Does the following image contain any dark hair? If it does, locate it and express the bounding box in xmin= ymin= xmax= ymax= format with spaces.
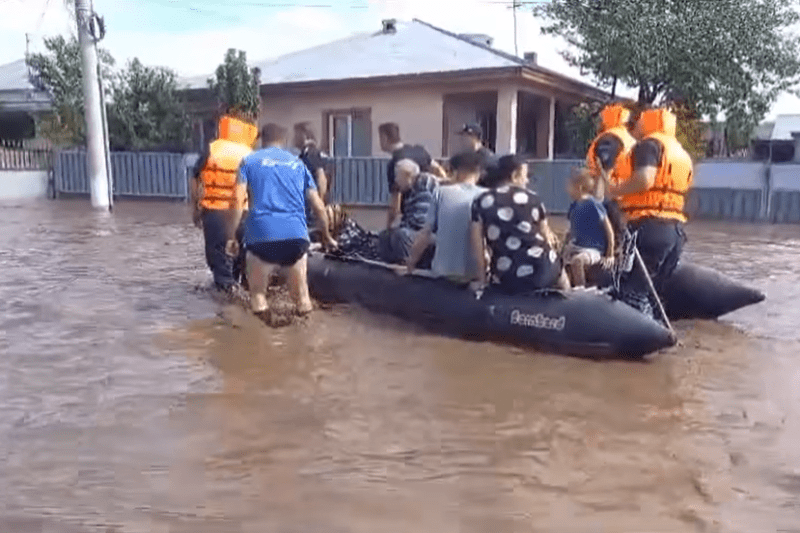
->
xmin=449 ymin=150 xmax=484 ymax=173
xmin=262 ymin=123 xmax=287 ymax=145
xmin=378 ymin=122 xmax=401 ymax=144
xmin=293 ymin=122 xmax=316 ymax=143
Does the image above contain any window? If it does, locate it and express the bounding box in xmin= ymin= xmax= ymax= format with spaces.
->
xmin=324 ymin=108 xmax=371 ymax=156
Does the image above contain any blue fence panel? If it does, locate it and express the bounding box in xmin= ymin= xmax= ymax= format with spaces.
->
xmin=528 ymin=159 xmax=580 ymax=214
xmin=768 ymin=164 xmax=800 ymax=223
xmin=54 ymin=150 xmax=188 ymax=200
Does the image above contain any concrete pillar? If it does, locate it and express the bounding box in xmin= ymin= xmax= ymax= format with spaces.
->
xmin=547 ymin=96 xmax=555 ymax=160
xmin=496 ymin=87 xmax=518 ymax=154
xmin=791 ymin=132 xmax=800 ymax=162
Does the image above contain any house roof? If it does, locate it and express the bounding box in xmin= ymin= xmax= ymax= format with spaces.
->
xmin=0 ymin=59 xmax=37 ymax=92
xmin=770 ymin=114 xmax=800 ymax=141
xmin=183 ymin=19 xmax=606 ymax=99
xmin=0 ymin=59 xmax=52 ymax=113
xmin=753 ymin=121 xmax=775 ymax=141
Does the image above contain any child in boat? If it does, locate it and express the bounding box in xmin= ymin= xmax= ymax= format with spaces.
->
xmin=405 ymin=151 xmax=487 ymax=282
xmin=564 ymin=168 xmax=615 ymax=287
xmin=470 ymin=154 xmax=570 ymax=294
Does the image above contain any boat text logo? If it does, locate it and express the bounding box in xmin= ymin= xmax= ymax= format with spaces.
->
xmin=510 ymin=310 xmax=565 ymax=331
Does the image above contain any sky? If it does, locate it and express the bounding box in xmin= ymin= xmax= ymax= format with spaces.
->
xmin=2 ymin=0 xmax=799 ymax=121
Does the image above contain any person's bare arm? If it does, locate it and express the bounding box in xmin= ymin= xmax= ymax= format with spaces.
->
xmin=307 ymin=188 xmax=337 ymax=250
xmin=603 ymin=216 xmax=615 ymax=258
xmin=429 ymin=160 xmax=447 ymax=179
xmin=470 ymin=220 xmax=487 ymax=285
xmin=610 ymin=166 xmax=656 ymax=198
xmin=405 ymin=225 xmax=434 ymax=273
xmin=314 ymin=168 xmax=328 ymax=201
xmin=540 ymin=219 xmax=559 ymax=250
xmin=228 ymin=182 xmax=247 ymax=240
xmin=387 ymin=190 xmax=402 ymax=229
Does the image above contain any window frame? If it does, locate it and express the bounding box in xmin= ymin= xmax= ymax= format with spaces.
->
xmin=322 ymin=107 xmax=372 ymax=157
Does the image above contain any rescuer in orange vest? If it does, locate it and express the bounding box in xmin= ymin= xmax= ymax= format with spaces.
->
xmin=190 ymin=115 xmax=259 ymax=293
xmin=607 ymin=107 xmax=693 ymax=289
xmin=586 ymin=103 xmax=637 ymax=198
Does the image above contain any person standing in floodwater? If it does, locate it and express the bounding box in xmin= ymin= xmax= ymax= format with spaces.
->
xmin=190 ymin=115 xmax=258 ymax=294
xmin=227 ymin=123 xmax=337 ymax=319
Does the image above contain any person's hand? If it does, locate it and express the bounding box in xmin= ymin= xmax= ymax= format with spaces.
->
xmin=192 ymin=208 xmax=202 ymax=229
xmin=600 ymin=256 xmax=615 ymax=270
xmin=224 ymin=239 xmax=240 ymax=258
xmin=403 ymin=262 xmax=414 ymax=276
xmin=323 ymin=236 xmax=338 ymax=252
xmin=469 ymin=280 xmax=486 ymax=293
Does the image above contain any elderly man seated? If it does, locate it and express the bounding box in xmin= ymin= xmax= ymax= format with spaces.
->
xmin=377 ymin=158 xmax=439 ymax=265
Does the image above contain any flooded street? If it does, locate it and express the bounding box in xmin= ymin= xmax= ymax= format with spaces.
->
xmin=1 ymin=199 xmax=798 ymax=533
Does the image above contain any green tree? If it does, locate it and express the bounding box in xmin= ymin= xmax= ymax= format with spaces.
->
xmin=26 ymin=35 xmax=115 ymax=146
xmin=107 ymin=58 xmax=190 ymax=151
xmin=536 ymin=0 xmax=800 ymax=133
xmin=208 ymin=49 xmax=261 ymax=120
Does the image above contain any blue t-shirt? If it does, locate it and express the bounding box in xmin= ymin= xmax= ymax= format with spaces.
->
xmin=568 ymin=197 xmax=608 ymax=252
xmin=238 ymin=146 xmax=316 ymax=245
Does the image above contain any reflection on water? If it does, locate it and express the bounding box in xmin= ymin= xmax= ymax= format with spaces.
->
xmin=0 ymin=200 xmax=798 ymax=533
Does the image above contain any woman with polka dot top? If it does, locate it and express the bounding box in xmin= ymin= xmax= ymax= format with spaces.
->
xmin=470 ymin=155 xmax=571 ymax=294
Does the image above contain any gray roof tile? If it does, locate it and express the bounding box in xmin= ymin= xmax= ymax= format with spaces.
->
xmin=183 ymin=19 xmax=598 ymax=93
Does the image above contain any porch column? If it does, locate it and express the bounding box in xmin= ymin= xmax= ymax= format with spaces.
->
xmin=535 ymin=96 xmax=555 ymax=160
xmin=547 ymin=96 xmax=555 ymax=160
xmin=496 ymin=87 xmax=518 ymax=154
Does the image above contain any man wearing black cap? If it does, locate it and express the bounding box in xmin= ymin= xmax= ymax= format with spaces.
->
xmin=457 ymin=123 xmax=497 ymax=186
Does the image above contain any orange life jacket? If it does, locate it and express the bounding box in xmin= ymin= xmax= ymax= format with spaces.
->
xmin=619 ymin=109 xmax=693 ymax=223
xmin=199 ymin=116 xmax=258 ymax=210
xmin=586 ymin=104 xmax=636 ymax=187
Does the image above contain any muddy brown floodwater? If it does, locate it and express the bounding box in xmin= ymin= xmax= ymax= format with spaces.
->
xmin=1 ymin=199 xmax=798 ymax=533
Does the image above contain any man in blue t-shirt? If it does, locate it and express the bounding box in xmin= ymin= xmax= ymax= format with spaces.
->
xmin=565 ymin=168 xmax=615 ymax=287
xmin=227 ymin=123 xmax=337 ymax=318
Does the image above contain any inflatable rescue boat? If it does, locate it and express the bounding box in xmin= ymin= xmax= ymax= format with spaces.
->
xmin=307 ymin=253 xmax=676 ymax=359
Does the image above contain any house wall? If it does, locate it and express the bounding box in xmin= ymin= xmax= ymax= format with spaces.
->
xmin=260 ymin=84 xmax=447 ymax=157
xmin=258 ymin=79 xmax=578 ymax=158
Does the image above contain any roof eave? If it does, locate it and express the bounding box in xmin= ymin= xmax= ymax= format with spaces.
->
xmin=256 ymin=66 xmax=523 ymax=95
xmin=520 ymin=67 xmax=609 ymax=101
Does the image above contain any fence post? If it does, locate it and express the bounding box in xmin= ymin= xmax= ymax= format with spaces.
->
xmin=762 ymin=162 xmax=772 ymax=222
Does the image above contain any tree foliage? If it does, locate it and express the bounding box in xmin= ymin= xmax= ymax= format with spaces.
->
xmin=208 ymin=49 xmax=261 ymax=121
xmin=107 ymin=59 xmax=190 ymax=152
xmin=26 ymin=35 xmax=114 ymax=146
xmin=536 ymin=0 xmax=800 ymax=132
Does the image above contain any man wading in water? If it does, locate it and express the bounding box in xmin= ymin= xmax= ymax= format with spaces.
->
xmin=190 ymin=115 xmax=258 ymax=294
xmin=228 ymin=123 xmax=336 ymax=319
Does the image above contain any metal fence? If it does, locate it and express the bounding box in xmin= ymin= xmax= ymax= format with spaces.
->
xmin=55 ymin=150 xmax=189 ymax=199
xmin=0 ymin=147 xmax=53 ymax=171
xmin=49 ymin=151 xmax=800 ymax=224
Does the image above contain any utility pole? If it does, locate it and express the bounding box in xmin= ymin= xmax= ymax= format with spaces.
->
xmin=512 ymin=0 xmax=519 ymax=57
xmin=75 ymin=0 xmax=110 ymax=210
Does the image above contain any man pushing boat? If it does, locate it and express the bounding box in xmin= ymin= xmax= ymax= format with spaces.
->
xmin=227 ymin=123 xmax=337 ymax=319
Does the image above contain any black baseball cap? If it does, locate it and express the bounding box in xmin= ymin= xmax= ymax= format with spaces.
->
xmin=458 ymin=123 xmax=483 ymax=138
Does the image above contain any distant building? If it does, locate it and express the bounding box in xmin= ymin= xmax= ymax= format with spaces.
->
xmin=0 ymin=59 xmax=52 ymax=146
xmin=752 ymin=115 xmax=800 ymax=163
xmin=183 ymin=18 xmax=608 ymax=158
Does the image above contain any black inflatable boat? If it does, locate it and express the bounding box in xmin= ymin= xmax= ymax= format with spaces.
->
xmin=307 ymin=253 xmax=676 ymax=359
xmin=589 ymin=262 xmax=766 ymax=320
xmin=661 ymin=263 xmax=765 ymax=319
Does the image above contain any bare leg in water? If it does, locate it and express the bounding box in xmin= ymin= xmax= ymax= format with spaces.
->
xmin=246 ymin=251 xmax=278 ymax=316
xmin=286 ymin=253 xmax=313 ymax=315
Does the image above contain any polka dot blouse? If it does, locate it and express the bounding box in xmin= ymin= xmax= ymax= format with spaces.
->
xmin=471 ymin=185 xmax=560 ymax=290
